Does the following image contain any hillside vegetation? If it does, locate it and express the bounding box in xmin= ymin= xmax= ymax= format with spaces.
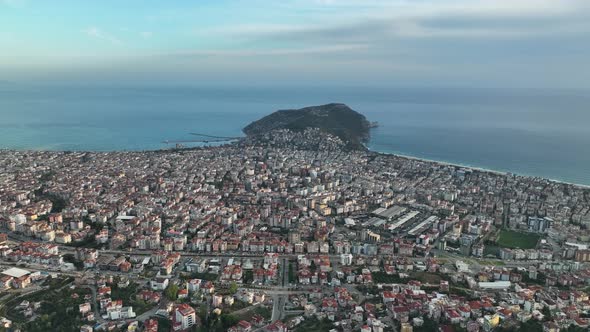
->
xmin=243 ymin=103 xmax=372 ymax=150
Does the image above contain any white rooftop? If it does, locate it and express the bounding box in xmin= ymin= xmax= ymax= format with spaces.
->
xmin=344 ymin=218 xmax=356 ymax=226
xmin=479 ymin=281 xmax=511 ymax=289
xmin=2 ymin=267 xmax=31 ymax=278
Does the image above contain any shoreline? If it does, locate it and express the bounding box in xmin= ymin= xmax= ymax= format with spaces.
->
xmin=368 ymin=148 xmax=590 ymax=189
xmin=2 ymin=143 xmax=590 ymax=189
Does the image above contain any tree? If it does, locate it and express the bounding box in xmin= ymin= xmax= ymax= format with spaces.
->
xmin=157 ymin=317 xmax=172 ymax=332
xmin=288 ymin=263 xmax=295 ymax=283
xmin=165 ymin=284 xmax=179 ymax=301
xmin=515 ymin=320 xmax=543 ymax=332
xmin=228 ymin=281 xmax=238 ymax=295
xmin=220 ymin=314 xmax=239 ymax=329
xmin=541 ymin=306 xmax=552 ymax=321
xmin=415 ymin=317 xmax=440 ymax=332
xmin=197 ymin=305 xmax=208 ymax=323
xmin=243 ymin=270 xmax=253 ymax=284
xmin=564 ymin=324 xmax=588 ymax=332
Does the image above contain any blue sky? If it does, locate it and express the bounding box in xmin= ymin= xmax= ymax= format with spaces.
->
xmin=1 ymin=0 xmax=589 ymax=87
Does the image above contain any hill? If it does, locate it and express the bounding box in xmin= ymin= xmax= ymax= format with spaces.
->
xmin=243 ymin=103 xmax=372 ymax=150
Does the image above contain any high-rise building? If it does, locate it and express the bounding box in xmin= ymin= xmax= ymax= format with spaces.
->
xmin=527 ymin=217 xmax=552 ymax=233
xmin=340 ymin=254 xmax=353 ymax=266
xmin=288 ymin=231 xmax=300 ymax=244
xmin=174 ymin=304 xmax=197 ymax=330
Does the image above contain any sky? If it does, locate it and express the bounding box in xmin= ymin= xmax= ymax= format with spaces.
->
xmin=1 ymin=0 xmax=589 ymax=88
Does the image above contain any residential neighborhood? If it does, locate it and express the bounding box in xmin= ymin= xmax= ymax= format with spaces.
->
xmin=0 ymin=130 xmax=590 ymax=332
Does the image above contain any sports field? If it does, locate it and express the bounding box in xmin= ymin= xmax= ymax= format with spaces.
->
xmin=496 ymin=229 xmax=540 ymax=249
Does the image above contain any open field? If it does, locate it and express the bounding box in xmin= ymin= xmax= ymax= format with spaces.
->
xmin=496 ymin=229 xmax=540 ymax=249
xmin=411 ymin=272 xmax=443 ymax=284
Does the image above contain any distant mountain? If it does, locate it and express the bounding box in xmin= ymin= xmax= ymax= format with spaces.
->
xmin=243 ymin=103 xmax=372 ymax=150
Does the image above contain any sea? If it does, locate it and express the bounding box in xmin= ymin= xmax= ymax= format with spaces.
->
xmin=1 ymin=83 xmax=590 ymax=186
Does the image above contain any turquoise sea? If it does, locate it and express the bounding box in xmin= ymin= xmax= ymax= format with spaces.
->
xmin=1 ymin=83 xmax=589 ymax=185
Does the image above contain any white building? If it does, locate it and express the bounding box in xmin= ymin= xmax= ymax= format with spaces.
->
xmin=174 ymin=304 xmax=196 ymax=330
xmin=455 ymin=260 xmax=469 ymax=273
xmin=150 ymin=277 xmax=169 ymax=291
xmin=478 ymin=281 xmax=511 ymax=290
xmin=107 ymin=306 xmax=135 ymax=320
xmin=340 ymin=254 xmax=353 ymax=266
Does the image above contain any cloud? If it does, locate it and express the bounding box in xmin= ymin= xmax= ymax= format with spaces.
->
xmin=175 ymin=0 xmax=589 ymax=88
xmin=217 ymin=0 xmax=590 ymax=42
xmin=4 ymin=0 xmax=590 ymax=88
xmin=155 ymin=44 xmax=369 ymax=58
xmin=83 ymin=27 xmax=123 ymax=45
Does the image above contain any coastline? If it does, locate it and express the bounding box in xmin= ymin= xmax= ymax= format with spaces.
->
xmin=368 ymin=147 xmax=590 ymax=189
xmin=3 ymin=142 xmax=590 ymax=189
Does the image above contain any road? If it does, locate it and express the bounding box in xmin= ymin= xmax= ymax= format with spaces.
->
xmin=86 ymin=285 xmax=106 ymax=324
xmin=281 ymin=258 xmax=289 ymax=287
xmin=136 ymin=306 xmax=160 ymax=322
xmin=15 ymin=230 xmax=548 ymax=270
xmin=433 ymin=249 xmax=548 ymax=271
xmin=269 ymin=259 xmax=291 ymax=322
xmin=8 ymin=228 xmax=585 ymax=330
xmin=271 ymin=293 xmax=287 ymax=322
